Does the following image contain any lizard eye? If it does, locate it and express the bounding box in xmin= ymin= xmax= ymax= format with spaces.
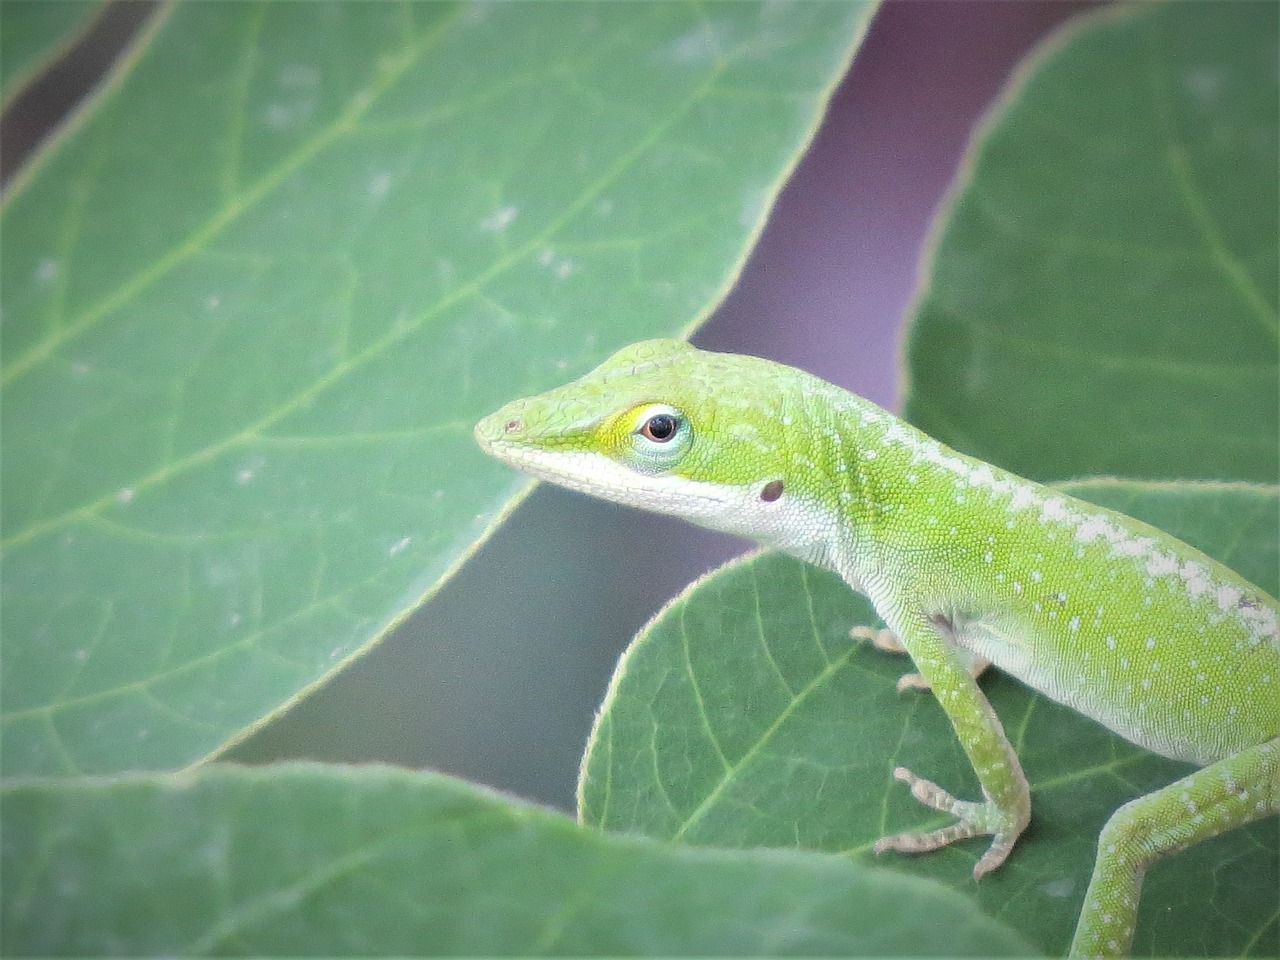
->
xmin=640 ymin=413 xmax=679 ymax=442
xmin=627 ymin=403 xmax=691 ymax=467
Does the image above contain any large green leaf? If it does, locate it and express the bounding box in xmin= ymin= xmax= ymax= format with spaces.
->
xmin=905 ymin=2 xmax=1278 ymax=483
xmin=0 ymin=1 xmax=875 ymax=778
xmin=1 ymin=763 xmax=1033 ymax=956
xmin=0 ymin=0 xmax=101 ymax=105
xmin=580 ymin=482 xmax=1279 ymax=957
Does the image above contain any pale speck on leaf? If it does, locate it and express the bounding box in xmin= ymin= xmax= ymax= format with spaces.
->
xmin=264 ymin=103 xmax=293 ymax=130
xmin=1183 ymin=67 xmax=1224 ymax=106
xmin=368 ymin=171 xmax=393 ymax=200
xmin=481 ymin=205 xmax=519 ymax=232
xmin=280 ymin=63 xmax=320 ymax=89
xmin=461 ymin=1 xmax=492 ymax=26
xmin=1042 ymin=877 xmax=1076 ymax=899
xmin=536 ymin=247 xmax=577 ymax=278
xmin=664 ymin=21 xmax=724 ymax=64
xmin=235 ymin=455 xmax=266 ymax=487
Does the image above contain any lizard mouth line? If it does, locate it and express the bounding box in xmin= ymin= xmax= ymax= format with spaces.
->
xmin=483 ymin=440 xmax=736 ymax=510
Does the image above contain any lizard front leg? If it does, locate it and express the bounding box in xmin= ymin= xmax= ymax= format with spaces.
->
xmin=1070 ymin=736 xmax=1279 ymax=958
xmin=868 ymin=603 xmax=1030 ymax=878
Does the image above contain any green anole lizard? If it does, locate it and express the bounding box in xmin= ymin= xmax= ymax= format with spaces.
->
xmin=474 ymin=338 xmax=1278 ymax=958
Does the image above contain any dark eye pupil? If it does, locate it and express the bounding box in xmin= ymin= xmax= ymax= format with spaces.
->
xmin=643 ymin=413 xmax=678 ymax=442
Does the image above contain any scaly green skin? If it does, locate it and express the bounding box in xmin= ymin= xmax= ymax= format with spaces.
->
xmin=475 ymin=339 xmax=1279 ymax=958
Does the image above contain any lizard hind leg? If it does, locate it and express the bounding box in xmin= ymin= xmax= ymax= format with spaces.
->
xmin=1069 ymin=736 xmax=1279 ymax=959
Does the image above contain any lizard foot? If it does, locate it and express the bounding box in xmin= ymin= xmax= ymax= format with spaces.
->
xmin=873 ymin=766 xmax=1021 ymax=879
xmin=850 ymin=624 xmax=905 ymax=652
xmin=850 ymin=626 xmax=932 ymax=691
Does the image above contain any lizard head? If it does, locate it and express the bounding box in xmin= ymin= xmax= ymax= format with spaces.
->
xmin=475 ymin=339 xmax=836 ymax=551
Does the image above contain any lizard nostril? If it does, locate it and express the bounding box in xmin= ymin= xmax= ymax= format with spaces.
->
xmin=504 ymin=418 xmax=522 ymax=433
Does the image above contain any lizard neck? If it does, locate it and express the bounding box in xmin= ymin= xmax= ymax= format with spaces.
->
xmin=771 ymin=381 xmax=918 ymax=581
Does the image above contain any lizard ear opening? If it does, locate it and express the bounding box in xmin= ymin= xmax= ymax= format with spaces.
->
xmin=760 ymin=479 xmax=784 ymax=502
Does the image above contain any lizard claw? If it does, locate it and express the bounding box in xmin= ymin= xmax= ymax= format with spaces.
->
xmin=874 ymin=766 xmax=1024 ymax=879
